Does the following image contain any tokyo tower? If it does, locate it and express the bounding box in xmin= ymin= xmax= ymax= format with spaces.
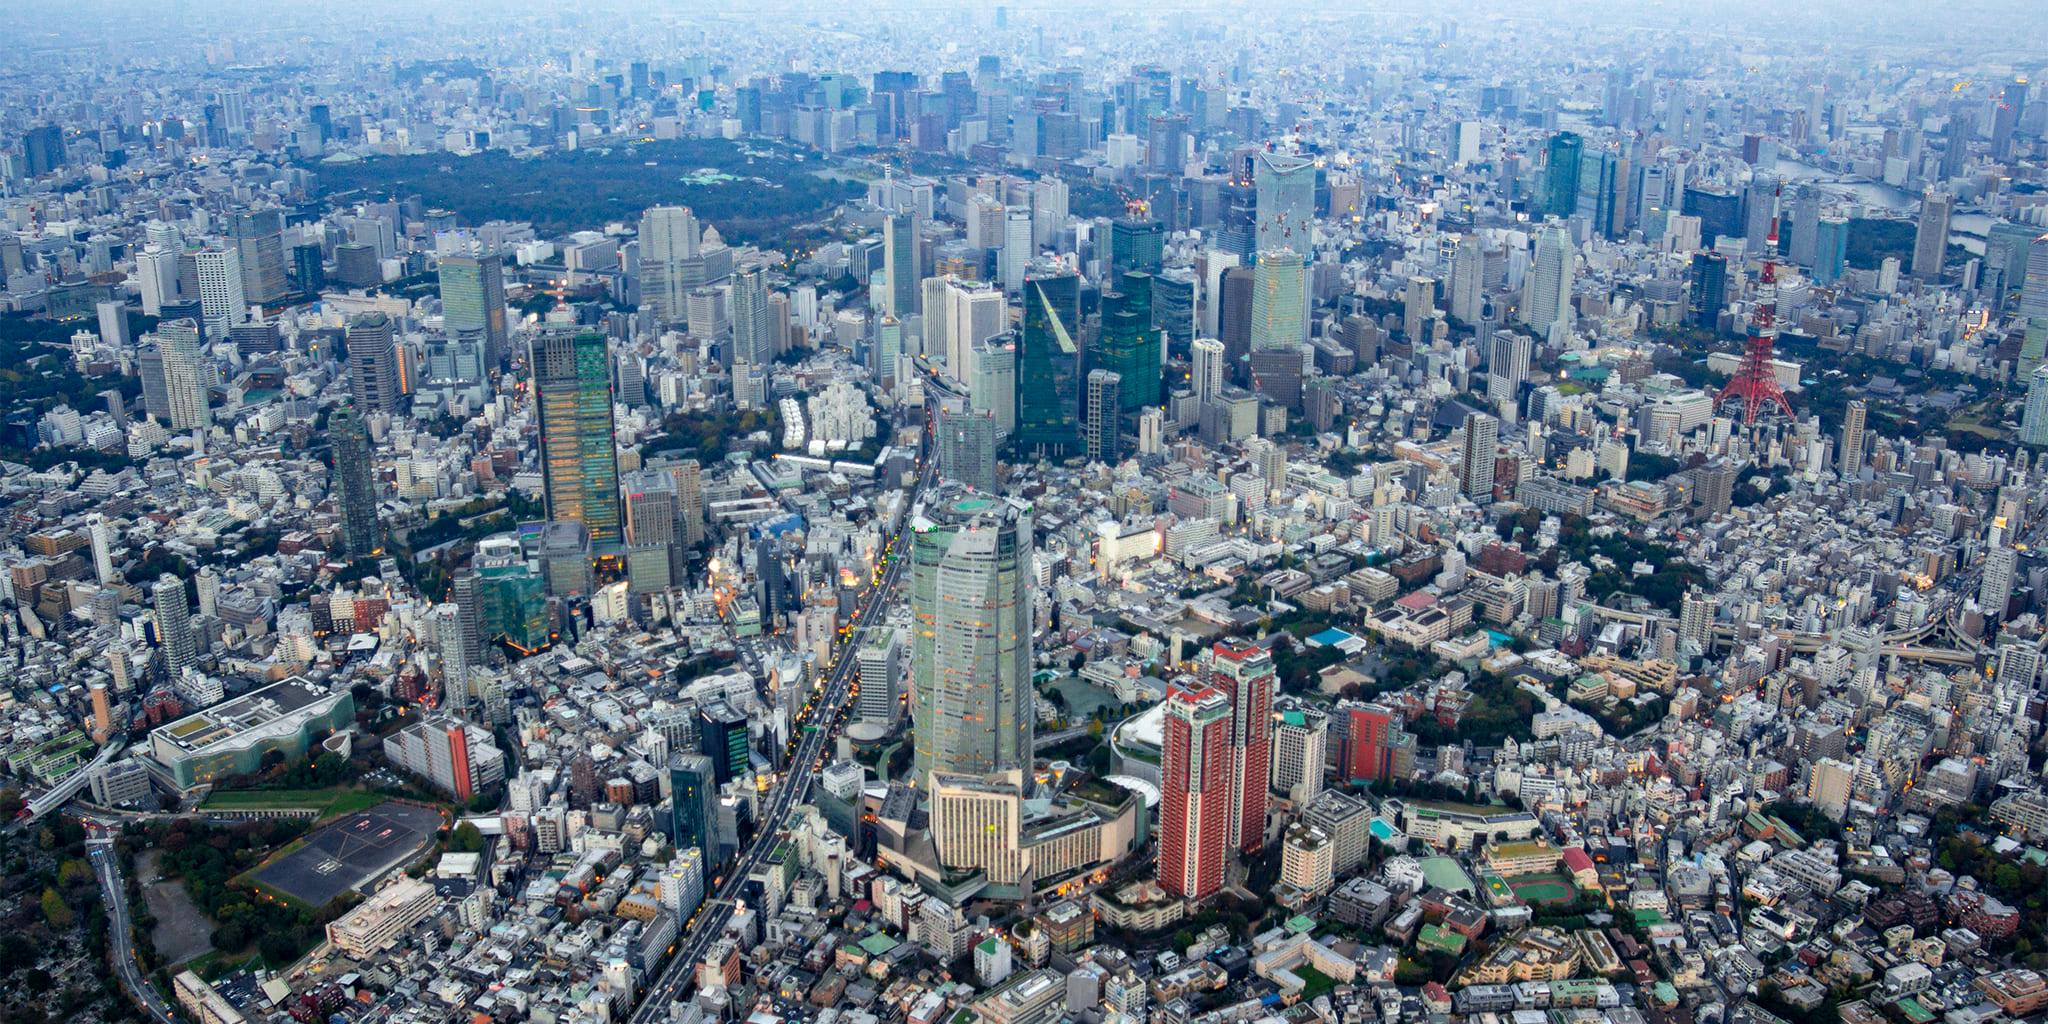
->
xmin=1717 ymin=192 xmax=1793 ymax=426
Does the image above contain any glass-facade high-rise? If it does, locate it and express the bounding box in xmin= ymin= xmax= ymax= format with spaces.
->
xmin=909 ymin=488 xmax=1034 ymax=788
xmin=1095 ymin=271 xmax=1160 ymax=410
xmin=668 ymin=753 xmax=719 ymax=867
xmin=534 ymin=329 xmax=623 ymax=545
xmin=439 ymin=253 xmax=509 ymax=367
xmin=329 ymin=405 xmax=381 ymax=560
xmin=1014 ymin=271 xmax=1082 ymax=457
xmin=1253 ymin=150 xmax=1316 ymax=261
xmin=1542 ymin=132 xmax=1584 ymax=219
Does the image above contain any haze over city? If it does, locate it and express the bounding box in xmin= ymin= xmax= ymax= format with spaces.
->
xmin=0 ymin=7 xmax=2044 ymax=1024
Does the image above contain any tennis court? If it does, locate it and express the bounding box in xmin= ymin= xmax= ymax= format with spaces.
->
xmin=250 ymin=801 xmax=441 ymax=907
xmin=1506 ymin=872 xmax=1577 ymax=905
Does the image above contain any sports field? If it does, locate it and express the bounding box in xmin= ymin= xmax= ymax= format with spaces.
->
xmin=247 ymin=801 xmax=441 ymax=907
xmin=1506 ymin=872 xmax=1577 ymax=905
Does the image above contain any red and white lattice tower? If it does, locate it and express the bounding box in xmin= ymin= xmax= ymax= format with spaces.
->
xmin=1717 ymin=190 xmax=1793 ymax=426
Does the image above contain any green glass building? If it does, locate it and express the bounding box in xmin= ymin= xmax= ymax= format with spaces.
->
xmin=1542 ymin=132 xmax=1583 ymax=219
xmin=1014 ymin=272 xmax=1083 ymax=457
xmin=1109 ymin=218 xmax=1164 ymax=279
xmin=476 ymin=561 xmax=549 ymax=653
xmin=533 ymin=330 xmax=623 ymax=545
xmin=1096 ymin=272 xmax=1161 ymax=410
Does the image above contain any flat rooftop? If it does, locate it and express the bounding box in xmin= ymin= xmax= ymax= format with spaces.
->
xmin=153 ymin=677 xmax=333 ymax=754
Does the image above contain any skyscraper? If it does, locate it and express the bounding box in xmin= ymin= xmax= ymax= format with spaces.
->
xmin=1982 ymin=546 xmax=2018 ymax=622
xmin=1449 ymin=234 xmax=1484 ymax=324
xmin=1250 ymin=249 xmax=1306 ymax=351
xmin=534 ymin=330 xmax=623 ymax=545
xmin=155 ymin=319 xmax=211 ymax=431
xmin=1001 ymin=209 xmax=1033 ymax=293
xmin=231 ymin=210 xmax=290 ymax=306
xmin=1191 ymin=336 xmax=1226 ymax=405
xmin=1014 ymin=271 xmax=1082 ymax=457
xmin=330 ymin=405 xmax=381 ymax=561
xmin=2023 ymin=364 xmax=2048 ymax=447
xmin=1095 ymin=275 xmax=1160 ymax=409
xmin=639 ymin=206 xmax=700 ymax=322
xmin=1085 ymin=369 xmax=1122 ymax=464
xmin=439 ymin=253 xmax=510 ymax=368
xmin=730 ymin=265 xmax=774 ymax=366
xmin=193 ymin=247 xmax=247 ymax=337
xmin=909 ymin=489 xmax=1034 ymax=787
xmin=1487 ymin=330 xmax=1531 ymax=423
xmin=1814 ymin=216 xmax=1851 ymax=285
xmin=1109 ymin=218 xmax=1165 ymax=278
xmin=882 ymin=212 xmax=918 ymax=318
xmin=1912 ymin=189 xmax=1953 ymax=281
xmin=669 ymin=753 xmax=719 ymax=866
xmin=698 ymin=700 xmax=749 ymax=786
xmin=1461 ymin=411 xmax=1498 ymax=500
xmin=1840 ymin=400 xmax=1867 ymax=476
xmin=1689 ymin=252 xmax=1728 ymax=332
xmin=969 ymin=337 xmax=1018 ymax=437
xmin=1211 ymin=640 xmax=1273 ymax=855
xmin=1158 ymin=684 xmax=1231 ymax=901
xmin=1542 ymin=132 xmax=1584 ymax=219
xmin=1253 ymin=150 xmax=1315 ymax=261
xmin=936 ymin=405 xmax=999 ymax=493
xmin=347 ymin=312 xmax=403 ymax=414
xmin=1522 ymin=224 xmax=1574 ymax=342
xmin=153 ymin=573 xmax=196 ymax=679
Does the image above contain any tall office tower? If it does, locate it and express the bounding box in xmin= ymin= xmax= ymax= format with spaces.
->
xmin=1461 ymin=411 xmax=1499 ymax=500
xmin=155 ymin=319 xmax=211 ymax=430
xmin=1109 ymin=218 xmax=1166 ymax=280
xmin=439 ymin=253 xmax=509 ymax=368
xmin=1982 ymin=546 xmax=2018 ymax=621
xmin=1994 ymin=78 xmax=2029 ymax=161
xmin=1253 ymin=150 xmax=1316 ymax=261
xmin=1402 ymin=276 xmax=1435 ymax=342
xmin=909 ymin=488 xmax=1034 ymax=787
xmin=1814 ymin=216 xmax=1851 ymax=285
xmin=347 ymin=312 xmax=403 ymax=414
xmin=193 ymin=247 xmax=247 ymax=336
xmin=639 ymin=206 xmax=700 ymax=322
xmin=1031 ymin=176 xmax=1069 ymax=248
xmin=941 ymin=279 xmax=1006 ymax=384
xmin=1211 ymin=640 xmax=1273 ymax=854
xmin=1250 ymin=249 xmax=1306 ymax=350
xmin=1689 ymin=252 xmax=1728 ymax=331
xmin=856 ymin=630 xmax=903 ymax=725
xmin=231 ymin=210 xmax=289 ymax=305
xmin=875 ymin=315 xmax=903 ymax=389
xmin=329 ymin=405 xmax=382 ymax=560
xmin=1270 ymin=703 xmax=1328 ymax=806
xmin=1191 ymin=337 xmax=1226 ymax=405
xmin=882 ymin=213 xmax=918 ymax=318
xmin=2022 ymin=364 xmax=2048 ymax=447
xmin=1449 ymin=234 xmax=1484 ymax=324
xmin=671 ymin=459 xmax=705 ymax=547
xmin=969 ymin=337 xmax=1017 ymax=436
xmin=1742 ymin=177 xmax=1778 ymax=253
xmin=534 ymin=330 xmax=624 ymax=545
xmin=153 ymin=573 xmax=196 ymax=678
xmin=138 ymin=344 xmax=169 ymax=422
xmin=2025 ymin=234 xmax=2048 ymax=321
xmin=1840 ymin=400 xmax=1868 ymax=476
xmin=1001 ymin=209 xmax=1033 ymax=293
xmin=1014 ymin=271 xmax=1083 ymax=457
xmin=669 ymin=753 xmax=719 ymax=865
xmin=936 ymin=405 xmax=999 ymax=493
xmin=1085 ymin=370 xmax=1123 ymax=464
xmin=86 ymin=514 xmax=116 ymax=585
xmin=1941 ymin=107 xmax=1975 ymax=181
xmin=1787 ymin=188 xmax=1821 ymax=268
xmin=1542 ymin=132 xmax=1584 ymax=218
xmin=1584 ymin=148 xmax=1631 ymax=239
xmin=21 ymin=124 xmax=65 ymax=177
xmin=1158 ymin=684 xmax=1232 ymax=901
xmin=1097 ymin=276 xmax=1159 ymax=409
xmin=1695 ymin=458 xmax=1736 ymax=517
xmin=623 ymin=470 xmax=680 ymax=592
xmin=1218 ymin=265 xmax=1255 ymax=373
xmin=730 ymin=266 xmax=774 ymax=366
xmin=136 ymin=246 xmax=180 ymax=316
xmin=291 ymin=242 xmax=324 ymax=294
xmin=1487 ymin=329 xmax=1531 ymax=422
xmin=698 ymin=700 xmax=749 ymax=786
xmin=1522 ymin=224 xmax=1574 ymax=342
xmin=1910 ymin=190 xmax=1955 ymax=283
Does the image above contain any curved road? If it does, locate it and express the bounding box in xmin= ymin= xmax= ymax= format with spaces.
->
xmin=91 ymin=841 xmax=177 ymax=1024
xmin=628 ymin=423 xmax=933 ymax=1024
